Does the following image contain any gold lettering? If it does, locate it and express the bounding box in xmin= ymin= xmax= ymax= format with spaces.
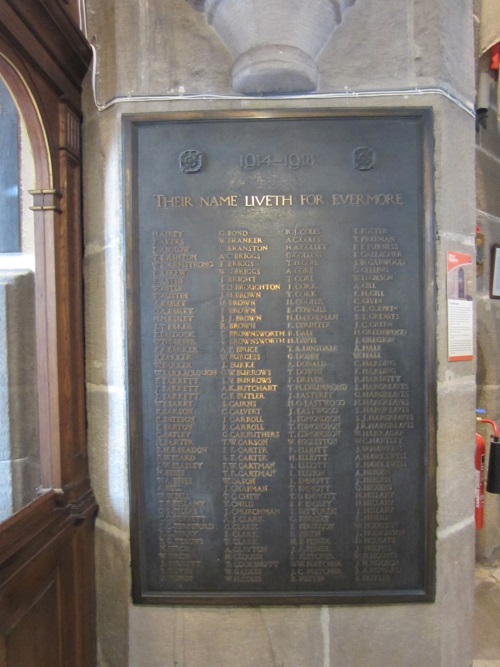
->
xmin=200 ymin=195 xmax=238 ymax=207
xmin=244 ymin=194 xmax=293 ymax=207
xmin=153 ymin=194 xmax=193 ymax=208
xmin=300 ymin=194 xmax=325 ymax=206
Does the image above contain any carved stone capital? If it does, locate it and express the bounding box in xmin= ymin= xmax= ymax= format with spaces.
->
xmin=187 ymin=0 xmax=357 ymax=94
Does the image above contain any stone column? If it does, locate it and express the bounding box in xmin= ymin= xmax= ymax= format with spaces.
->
xmin=83 ymin=0 xmax=476 ymax=665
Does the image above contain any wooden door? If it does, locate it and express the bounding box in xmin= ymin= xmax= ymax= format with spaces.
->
xmin=0 ymin=2 xmax=96 ymax=665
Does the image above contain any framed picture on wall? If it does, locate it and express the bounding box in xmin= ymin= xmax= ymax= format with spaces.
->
xmin=491 ymin=244 xmax=500 ymax=299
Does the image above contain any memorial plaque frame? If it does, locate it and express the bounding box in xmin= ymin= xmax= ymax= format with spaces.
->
xmin=124 ymin=109 xmax=436 ymax=605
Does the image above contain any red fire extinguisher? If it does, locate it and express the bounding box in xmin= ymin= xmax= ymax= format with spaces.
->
xmin=475 ymin=431 xmax=486 ymax=530
xmin=476 ymin=410 xmax=500 ymax=529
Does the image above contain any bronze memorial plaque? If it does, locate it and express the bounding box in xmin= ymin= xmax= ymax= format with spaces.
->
xmin=125 ymin=111 xmax=436 ymax=604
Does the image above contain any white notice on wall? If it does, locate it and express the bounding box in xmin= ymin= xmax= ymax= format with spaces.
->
xmin=447 ymin=251 xmax=473 ymax=362
xmin=447 ymin=300 xmax=474 ymax=361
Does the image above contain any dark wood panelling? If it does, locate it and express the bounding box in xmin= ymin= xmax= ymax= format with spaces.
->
xmin=3 ymin=582 xmax=62 ymax=666
xmin=0 ymin=1 xmax=96 ymax=665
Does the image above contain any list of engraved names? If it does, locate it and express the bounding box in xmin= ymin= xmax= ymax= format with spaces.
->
xmin=151 ymin=221 xmax=418 ymax=591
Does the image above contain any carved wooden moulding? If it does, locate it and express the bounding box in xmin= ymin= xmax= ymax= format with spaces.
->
xmin=187 ymin=0 xmax=358 ymax=94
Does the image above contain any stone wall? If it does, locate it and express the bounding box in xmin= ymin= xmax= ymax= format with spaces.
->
xmin=472 ymin=4 xmax=500 ymax=661
xmin=0 ymin=270 xmax=39 ymax=521
xmin=82 ymin=1 xmax=477 ymax=665
xmin=475 ymin=29 xmax=500 ymax=567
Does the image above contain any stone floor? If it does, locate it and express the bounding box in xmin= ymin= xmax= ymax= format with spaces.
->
xmin=474 ymin=565 xmax=500 ymax=666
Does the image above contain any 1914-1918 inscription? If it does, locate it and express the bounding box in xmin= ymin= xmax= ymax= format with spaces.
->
xmin=125 ymin=111 xmax=436 ymax=604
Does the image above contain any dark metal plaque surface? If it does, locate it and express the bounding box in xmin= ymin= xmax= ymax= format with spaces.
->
xmin=125 ymin=111 xmax=436 ymax=604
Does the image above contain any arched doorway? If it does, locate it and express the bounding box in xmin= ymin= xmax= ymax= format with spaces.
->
xmin=0 ymin=4 xmax=96 ymax=666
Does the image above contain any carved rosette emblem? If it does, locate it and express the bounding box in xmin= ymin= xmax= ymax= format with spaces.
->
xmin=353 ymin=146 xmax=376 ymax=171
xmin=179 ymin=150 xmax=204 ymax=174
